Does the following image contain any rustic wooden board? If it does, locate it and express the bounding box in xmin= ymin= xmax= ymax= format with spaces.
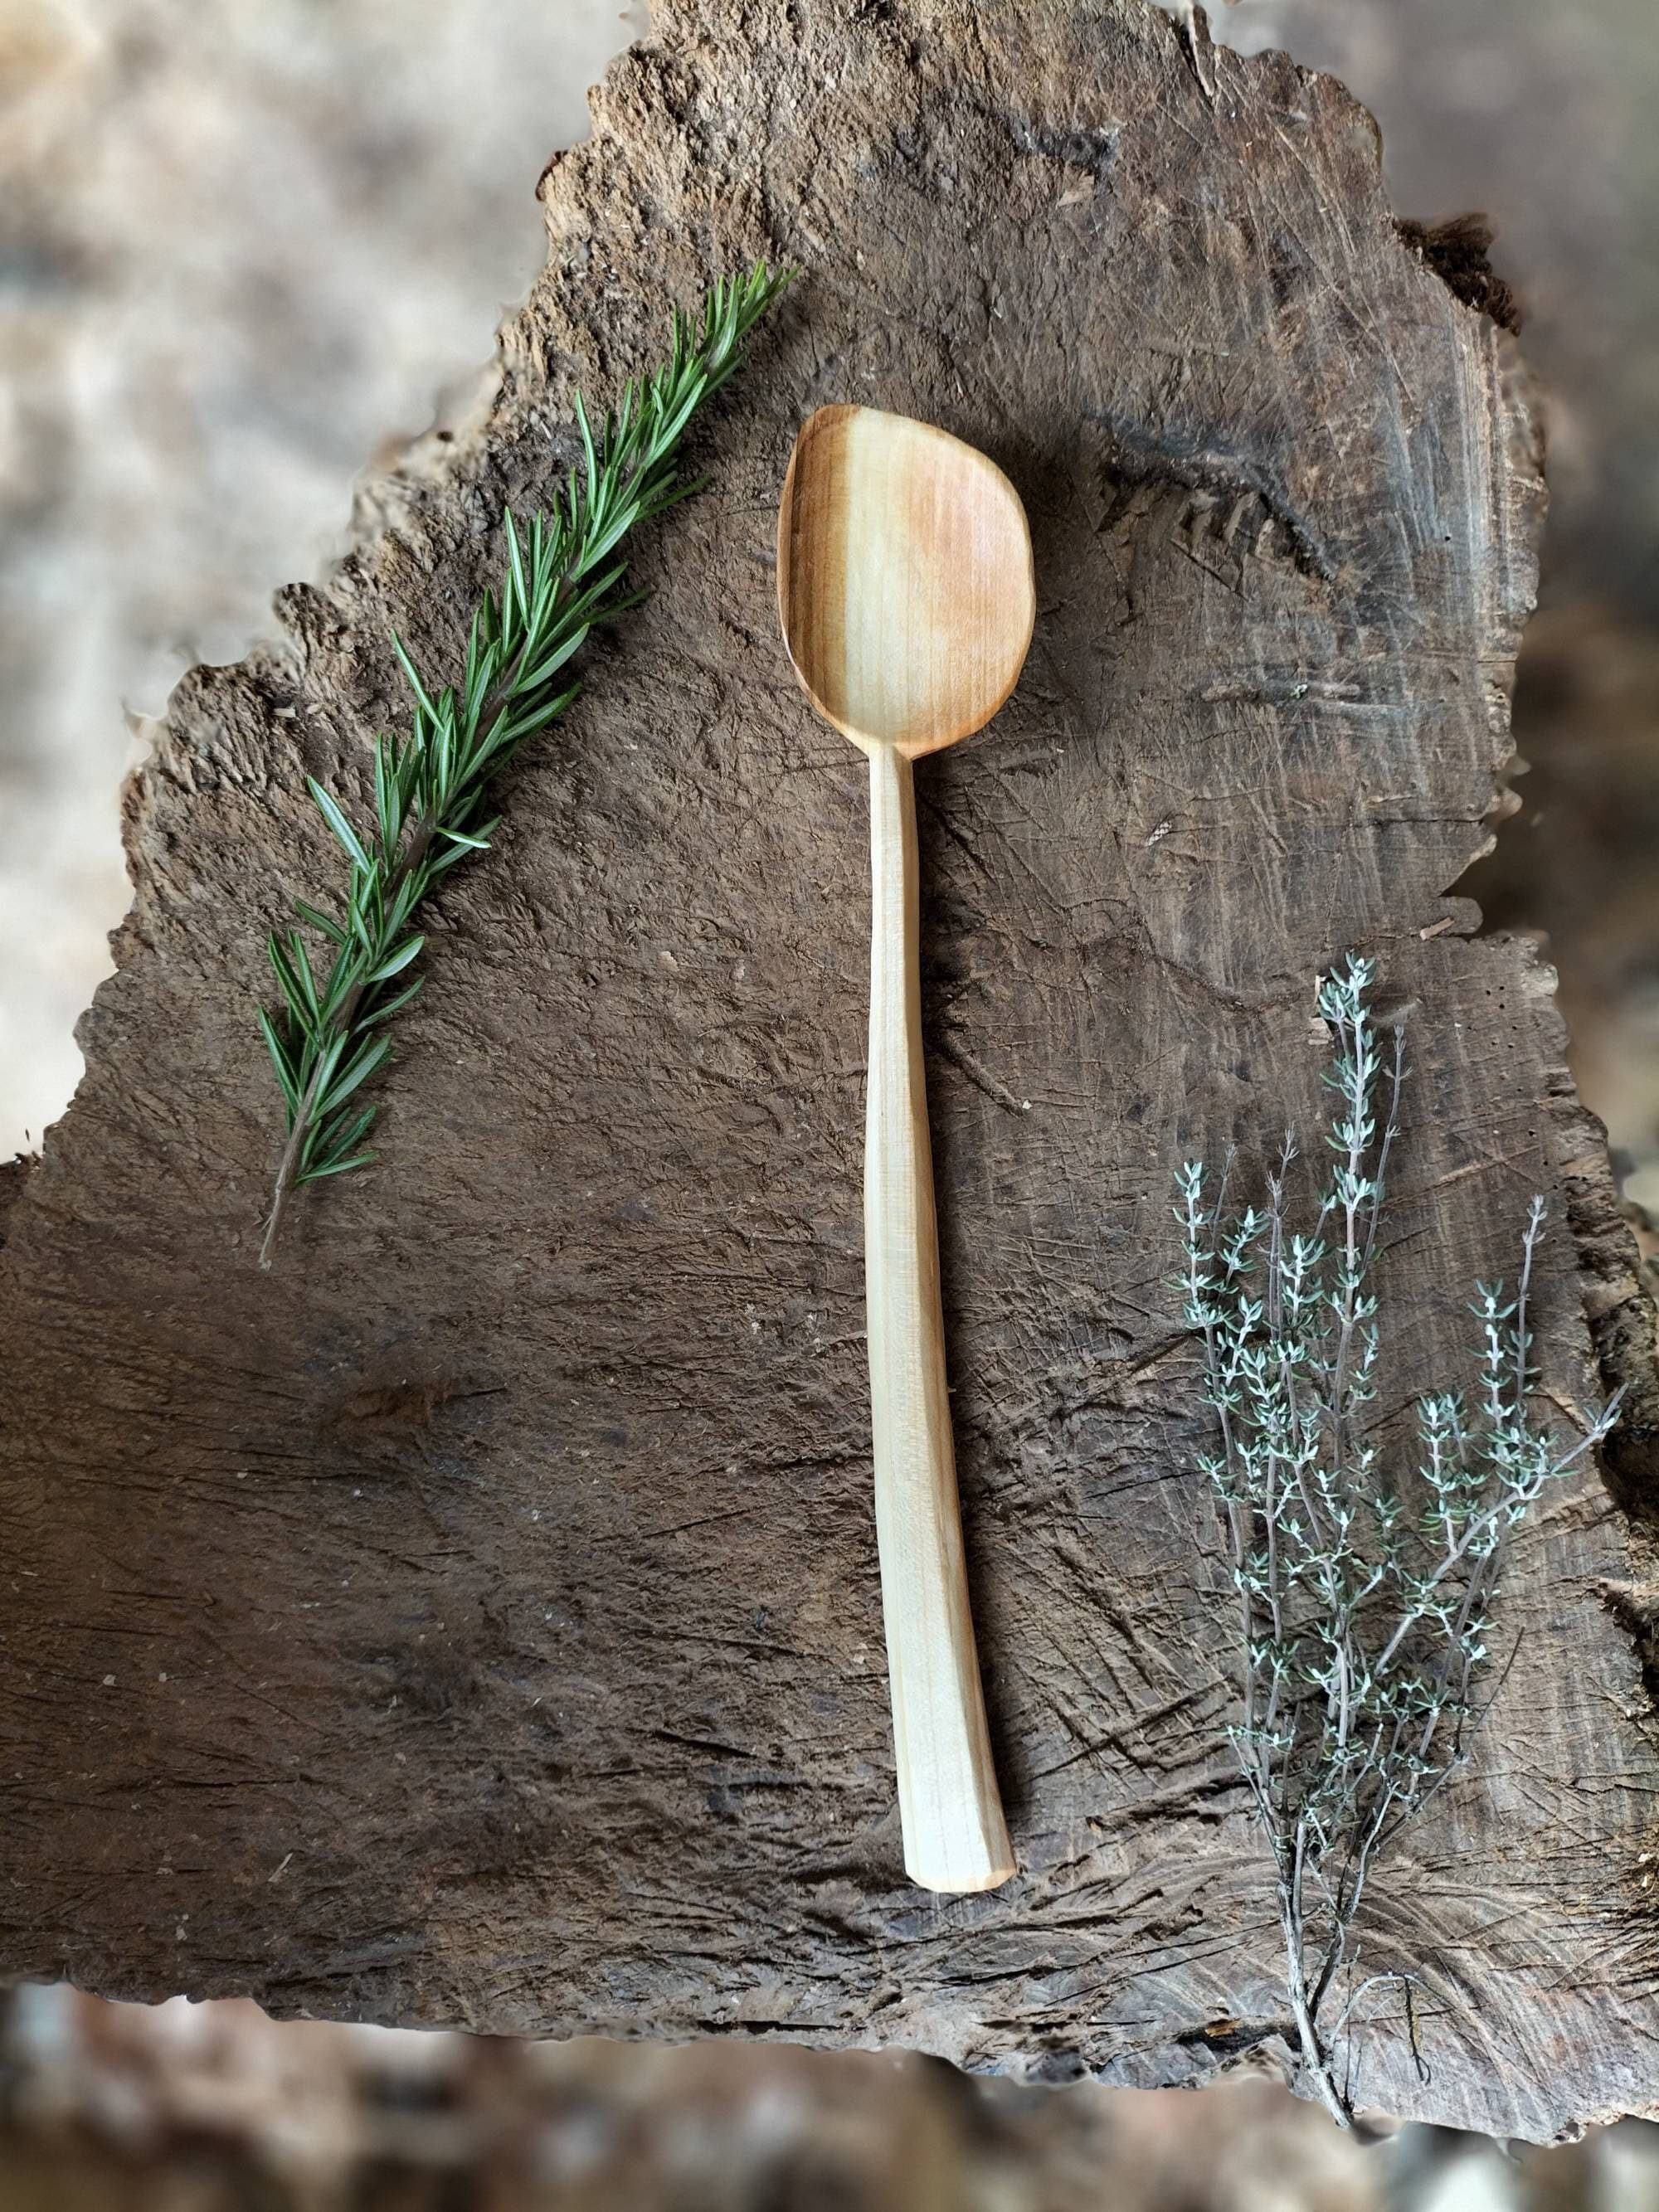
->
xmin=2 ymin=0 xmax=1655 ymax=2138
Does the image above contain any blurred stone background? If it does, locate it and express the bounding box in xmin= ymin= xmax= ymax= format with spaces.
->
xmin=0 ymin=0 xmax=644 ymax=1151
xmin=6 ymin=1982 xmax=1659 ymax=2211
xmin=2 ymin=0 xmax=1658 ymax=2203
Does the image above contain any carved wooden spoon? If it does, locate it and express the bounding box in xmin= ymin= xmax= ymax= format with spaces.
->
xmin=777 ymin=404 xmax=1034 ymax=1893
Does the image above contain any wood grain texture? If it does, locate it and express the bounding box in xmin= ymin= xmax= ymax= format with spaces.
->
xmin=864 ymin=743 xmax=1014 ymax=1894
xmin=1 ymin=0 xmax=1656 ymax=2139
xmin=778 ymin=406 xmax=1036 ymax=757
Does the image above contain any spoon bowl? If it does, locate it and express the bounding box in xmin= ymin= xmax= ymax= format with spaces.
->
xmin=779 ymin=404 xmax=1034 ymax=758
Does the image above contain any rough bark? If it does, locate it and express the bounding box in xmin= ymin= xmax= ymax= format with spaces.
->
xmin=1 ymin=0 xmax=1655 ymax=2140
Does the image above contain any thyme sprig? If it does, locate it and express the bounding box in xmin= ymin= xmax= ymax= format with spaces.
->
xmin=1176 ymin=956 xmax=1621 ymax=2127
xmin=257 ymin=261 xmax=789 ymax=1266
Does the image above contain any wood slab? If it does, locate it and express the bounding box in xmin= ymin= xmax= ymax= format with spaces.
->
xmin=2 ymin=0 xmax=1655 ymax=2138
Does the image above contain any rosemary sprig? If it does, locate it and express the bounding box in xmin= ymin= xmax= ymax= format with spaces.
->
xmin=257 ymin=260 xmax=789 ymax=1267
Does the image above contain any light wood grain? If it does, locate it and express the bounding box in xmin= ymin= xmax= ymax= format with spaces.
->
xmin=777 ymin=406 xmax=1035 ymax=758
xmin=778 ymin=406 xmax=1033 ymax=1891
xmin=864 ymin=741 xmax=1015 ymax=1891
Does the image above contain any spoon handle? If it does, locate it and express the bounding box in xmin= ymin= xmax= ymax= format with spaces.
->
xmin=864 ymin=743 xmax=1014 ymax=1894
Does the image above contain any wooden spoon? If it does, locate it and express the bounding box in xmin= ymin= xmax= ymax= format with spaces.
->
xmin=777 ymin=404 xmax=1034 ymax=1893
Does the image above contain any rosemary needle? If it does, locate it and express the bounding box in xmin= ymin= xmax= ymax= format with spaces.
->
xmin=257 ymin=261 xmax=789 ymax=1267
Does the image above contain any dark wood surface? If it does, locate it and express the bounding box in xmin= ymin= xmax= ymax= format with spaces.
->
xmin=2 ymin=0 xmax=1653 ymax=2138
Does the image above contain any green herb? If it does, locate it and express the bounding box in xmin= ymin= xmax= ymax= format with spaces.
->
xmin=1176 ymin=956 xmax=1620 ymax=2128
xmin=257 ymin=261 xmax=789 ymax=1266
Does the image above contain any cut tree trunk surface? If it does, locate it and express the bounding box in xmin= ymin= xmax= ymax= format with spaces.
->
xmin=2 ymin=0 xmax=1655 ymax=2142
